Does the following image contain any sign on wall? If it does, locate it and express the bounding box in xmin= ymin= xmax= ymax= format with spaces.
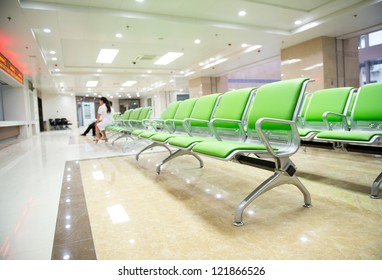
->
xmin=0 ymin=52 xmax=24 ymax=84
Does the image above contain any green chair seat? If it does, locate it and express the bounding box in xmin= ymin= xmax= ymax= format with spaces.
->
xmin=131 ymin=129 xmax=146 ymax=136
xmin=139 ymin=131 xmax=158 ymax=138
xmin=316 ymin=130 xmax=382 ymax=142
xmin=192 ymin=140 xmax=277 ymax=158
xmin=150 ymin=132 xmax=176 ymax=142
xmin=167 ymin=136 xmax=209 ymax=148
xmin=298 ymin=128 xmax=321 ymax=137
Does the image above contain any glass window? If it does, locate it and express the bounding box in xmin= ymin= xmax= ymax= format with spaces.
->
xmin=359 ymin=63 xmax=367 ymax=85
xmin=369 ymin=30 xmax=382 ymax=47
xmin=369 ymin=59 xmax=382 ymax=83
xmin=359 ymin=35 xmax=366 ymax=49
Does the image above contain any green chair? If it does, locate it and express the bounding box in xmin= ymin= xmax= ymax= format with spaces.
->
xmin=191 ymin=78 xmax=313 ymax=226
xmin=315 ymin=82 xmax=382 ymax=198
xmin=132 ymin=101 xmax=182 ymax=138
xmin=111 ymin=108 xmax=143 ymax=145
xmin=135 ymin=98 xmax=198 ymax=159
xmin=298 ymin=87 xmax=355 ymax=140
xmin=156 ymin=88 xmax=255 ymax=174
xmin=128 ymin=106 xmax=152 ymax=130
xmin=106 ymin=109 xmax=132 ymax=134
xmin=152 ymin=93 xmax=222 ymax=173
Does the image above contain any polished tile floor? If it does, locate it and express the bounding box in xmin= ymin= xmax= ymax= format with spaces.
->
xmin=1 ymin=129 xmax=382 ymax=259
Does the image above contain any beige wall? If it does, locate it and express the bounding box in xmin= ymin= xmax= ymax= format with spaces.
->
xmin=189 ymin=57 xmax=281 ymax=96
xmin=336 ymin=37 xmax=359 ymax=87
xmin=218 ymin=57 xmax=281 ymax=91
xmin=281 ymin=36 xmax=359 ymax=91
xmin=188 ymin=77 xmax=218 ymax=98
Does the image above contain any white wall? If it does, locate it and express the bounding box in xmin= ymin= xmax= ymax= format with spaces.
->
xmin=1 ymin=83 xmax=38 ymax=138
xmin=2 ymin=86 xmax=27 ymax=121
xmin=42 ymin=94 xmax=78 ymax=128
xmin=143 ymin=91 xmax=178 ymax=118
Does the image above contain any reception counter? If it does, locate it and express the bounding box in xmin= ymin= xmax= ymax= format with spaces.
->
xmin=0 ymin=121 xmax=27 ymax=141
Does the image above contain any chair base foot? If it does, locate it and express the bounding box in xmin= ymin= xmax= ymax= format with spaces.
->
xmin=303 ymin=203 xmax=312 ymax=208
xmin=370 ymin=195 xmax=380 ymax=199
xmin=232 ymin=221 xmax=244 ymax=227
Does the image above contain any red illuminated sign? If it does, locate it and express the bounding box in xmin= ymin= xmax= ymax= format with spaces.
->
xmin=0 ymin=52 xmax=24 ymax=84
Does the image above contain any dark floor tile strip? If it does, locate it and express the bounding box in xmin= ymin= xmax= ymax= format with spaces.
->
xmin=51 ymin=160 xmax=97 ymax=260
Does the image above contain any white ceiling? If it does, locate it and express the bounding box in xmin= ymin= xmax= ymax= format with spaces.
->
xmin=0 ymin=0 xmax=381 ymax=99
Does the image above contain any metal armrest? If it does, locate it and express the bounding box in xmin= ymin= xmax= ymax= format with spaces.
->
xmin=122 ymin=120 xmax=133 ymax=128
xmin=151 ymin=119 xmax=166 ymax=131
xmin=141 ymin=119 xmax=153 ymax=128
xmin=296 ymin=116 xmax=305 ymax=128
xmin=255 ymin=118 xmax=300 ymax=157
xmin=322 ymin=112 xmax=349 ymax=131
xmin=164 ymin=118 xmax=183 ymax=133
xmin=183 ymin=118 xmax=211 ymax=136
xmin=209 ymin=118 xmax=246 ymax=141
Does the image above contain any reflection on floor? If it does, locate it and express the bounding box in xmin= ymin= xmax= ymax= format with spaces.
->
xmin=74 ymin=146 xmax=381 ymax=260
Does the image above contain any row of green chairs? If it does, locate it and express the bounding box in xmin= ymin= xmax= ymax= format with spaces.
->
xmin=106 ymin=106 xmax=152 ymax=145
xmin=129 ymin=78 xmax=313 ymax=226
xmin=296 ymin=82 xmax=382 ymax=198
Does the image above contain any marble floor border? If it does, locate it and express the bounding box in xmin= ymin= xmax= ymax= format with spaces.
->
xmin=51 ymin=160 xmax=97 ymax=260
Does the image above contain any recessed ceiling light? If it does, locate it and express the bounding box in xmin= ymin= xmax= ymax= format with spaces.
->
xmin=238 ymin=11 xmax=247 ymax=17
xmin=122 ymin=81 xmax=137 ymax=87
xmin=241 ymin=43 xmax=249 ymax=48
xmin=295 ymin=20 xmax=302 ymax=25
xmin=86 ymin=81 xmax=99 ymax=87
xmin=93 ymin=93 xmax=97 ymax=96
xmin=97 ymin=69 xmax=102 ymax=73
xmin=136 ymin=0 xmax=144 ymax=2
xmin=50 ymin=50 xmax=56 ymax=54
xmin=52 ymin=57 xmax=57 ymax=61
xmin=147 ymin=70 xmax=152 ymax=73
xmin=203 ymin=58 xmax=228 ymax=69
xmin=199 ymin=62 xmax=204 ymax=66
xmin=96 ymin=49 xmax=119 ymax=63
xmin=180 ymin=71 xmax=185 ymax=74
xmin=184 ymin=71 xmax=195 ymax=77
xmin=43 ymin=28 xmax=51 ymax=33
xmin=154 ymin=52 xmax=184 ymax=65
xmin=244 ymin=44 xmax=262 ymax=53
xmin=85 ymin=94 xmax=89 ymax=97
xmin=54 ymin=68 xmax=60 ymax=72
xmin=194 ymin=39 xmax=201 ymax=44
xmin=115 ymin=33 xmax=123 ymax=38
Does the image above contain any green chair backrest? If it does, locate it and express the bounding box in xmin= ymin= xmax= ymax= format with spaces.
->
xmin=352 ymin=82 xmax=382 ymax=122
xmin=247 ymin=78 xmax=311 ymax=131
xmin=138 ymin=107 xmax=152 ymax=120
xmin=305 ymin=87 xmax=353 ymax=122
xmin=189 ymin=93 xmax=221 ymax=127
xmin=173 ymin=98 xmax=198 ymax=122
xmin=120 ymin=110 xmax=132 ymax=121
xmin=113 ymin=112 xmax=121 ymax=120
xmin=212 ymin=88 xmax=255 ymax=129
xmin=164 ymin=98 xmax=197 ymax=133
xmin=160 ymin=101 xmax=182 ymax=120
xmin=129 ymin=108 xmax=142 ymax=120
